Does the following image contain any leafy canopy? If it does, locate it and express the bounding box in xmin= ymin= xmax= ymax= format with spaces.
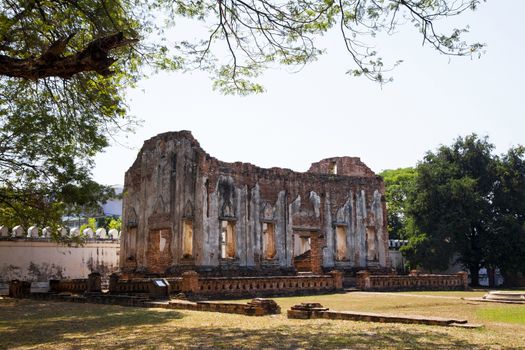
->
xmin=1 ymin=0 xmax=486 ymax=92
xmin=0 ymin=0 xmax=485 ymax=227
xmin=401 ymin=135 xmax=525 ymax=284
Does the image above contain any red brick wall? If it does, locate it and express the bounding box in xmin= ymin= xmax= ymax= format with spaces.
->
xmin=146 ymin=229 xmax=173 ymax=274
xmin=356 ymin=271 xmax=468 ymax=291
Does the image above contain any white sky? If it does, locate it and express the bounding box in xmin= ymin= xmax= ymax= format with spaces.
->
xmin=93 ymin=0 xmax=525 ymax=186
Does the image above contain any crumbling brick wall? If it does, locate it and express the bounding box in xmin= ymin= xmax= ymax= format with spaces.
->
xmin=121 ymin=131 xmax=389 ymax=276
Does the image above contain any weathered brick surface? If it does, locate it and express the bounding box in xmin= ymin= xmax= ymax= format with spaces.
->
xmin=328 ymin=270 xmax=344 ymax=290
xmin=155 ymin=298 xmax=281 ymax=316
xmin=287 ymin=303 xmax=473 ymax=327
xmin=309 ymin=232 xmax=323 ymax=274
xmin=121 ymin=131 xmax=389 ymax=276
xmin=108 ymin=277 xmax=169 ymax=297
xmin=181 ymin=271 xmax=199 ymax=292
xmin=49 ymin=278 xmax=88 ymax=294
xmin=308 ymin=157 xmax=376 ymax=177
xmin=356 ymin=271 xmax=469 ymax=291
xmin=146 ymin=229 xmax=173 ymax=274
xmin=194 ymin=274 xmax=341 ymax=298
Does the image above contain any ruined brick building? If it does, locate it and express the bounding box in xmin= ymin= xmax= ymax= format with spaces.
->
xmin=121 ymin=131 xmax=389 ymax=276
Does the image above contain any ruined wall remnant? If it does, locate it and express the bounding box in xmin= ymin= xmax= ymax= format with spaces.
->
xmin=121 ymin=131 xmax=389 ymax=276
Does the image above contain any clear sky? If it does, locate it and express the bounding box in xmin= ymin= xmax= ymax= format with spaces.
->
xmin=92 ymin=0 xmax=525 ymax=186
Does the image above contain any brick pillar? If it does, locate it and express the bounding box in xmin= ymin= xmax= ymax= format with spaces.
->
xmin=310 ymin=232 xmax=323 ymax=275
xmin=9 ymin=280 xmax=30 ymax=298
xmin=328 ymin=270 xmax=344 ymax=290
xmin=457 ymin=271 xmax=469 ymax=290
xmin=109 ymin=273 xmax=119 ymax=294
xmin=182 ymin=271 xmax=200 ymax=293
xmin=356 ymin=270 xmax=370 ymax=290
xmin=87 ymin=272 xmax=102 ymax=293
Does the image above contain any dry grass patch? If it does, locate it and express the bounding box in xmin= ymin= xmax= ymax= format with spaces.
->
xmin=1 ymin=291 xmax=524 ymax=349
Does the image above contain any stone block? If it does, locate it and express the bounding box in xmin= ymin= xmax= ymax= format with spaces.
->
xmin=287 ymin=309 xmax=311 ymax=319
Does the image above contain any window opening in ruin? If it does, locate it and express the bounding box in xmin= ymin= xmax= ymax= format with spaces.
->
xmin=262 ymin=222 xmax=276 ymax=259
xmin=220 ymin=220 xmax=236 ymax=259
xmin=182 ymin=219 xmax=193 ymax=258
xmin=335 ymin=225 xmax=347 ymax=261
xmin=294 ymin=234 xmax=311 ymax=256
xmin=329 ymin=161 xmax=338 ymax=175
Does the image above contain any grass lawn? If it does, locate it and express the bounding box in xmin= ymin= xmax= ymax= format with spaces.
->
xmin=1 ymin=290 xmax=525 ymax=349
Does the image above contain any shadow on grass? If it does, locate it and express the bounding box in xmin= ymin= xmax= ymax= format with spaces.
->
xmin=105 ymin=325 xmax=494 ymax=350
xmin=0 ymin=299 xmax=505 ymax=350
xmin=0 ymin=299 xmax=183 ymax=348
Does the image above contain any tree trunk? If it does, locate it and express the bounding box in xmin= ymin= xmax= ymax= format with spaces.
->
xmin=0 ymin=32 xmax=136 ymax=80
xmin=488 ymin=267 xmax=496 ymax=288
xmin=469 ymin=264 xmax=480 ymax=287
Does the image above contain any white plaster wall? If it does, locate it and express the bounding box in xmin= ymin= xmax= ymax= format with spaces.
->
xmin=0 ymin=240 xmax=119 ymax=281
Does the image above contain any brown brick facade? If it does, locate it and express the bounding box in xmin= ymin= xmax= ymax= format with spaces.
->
xmin=121 ymin=131 xmax=390 ymax=276
xmin=146 ymin=229 xmax=173 ymax=274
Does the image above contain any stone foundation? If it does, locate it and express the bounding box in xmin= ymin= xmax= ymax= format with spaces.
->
xmin=287 ymin=303 xmax=480 ymax=328
xmin=8 ymin=271 xmax=343 ymax=301
xmin=148 ymin=298 xmax=281 ymax=316
xmin=178 ymin=271 xmax=343 ymax=299
xmin=356 ymin=270 xmax=468 ymax=291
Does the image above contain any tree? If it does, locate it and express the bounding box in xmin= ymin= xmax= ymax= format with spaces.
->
xmin=401 ymin=228 xmax=453 ymax=272
xmin=0 ymin=187 xmax=64 ymax=228
xmin=380 ymin=168 xmax=453 ymax=272
xmin=0 ymin=1 xmax=138 ymax=226
xmin=1 ymin=1 xmax=485 ymax=226
xmin=406 ymin=135 xmax=520 ymax=285
xmin=380 ymin=167 xmax=416 ymax=239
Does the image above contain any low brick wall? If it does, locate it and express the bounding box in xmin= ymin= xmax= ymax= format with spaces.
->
xmin=49 ymin=279 xmax=88 ymax=294
xmin=29 ymin=291 xmax=151 ymax=306
xmin=109 ymin=278 xmax=152 ymax=294
xmin=150 ymin=298 xmax=281 ymax=316
xmin=356 ymin=271 xmax=468 ymax=291
xmin=10 ymin=270 xmax=343 ymax=301
xmin=190 ymin=271 xmax=343 ymax=298
xmin=108 ymin=275 xmax=170 ymax=299
xmin=165 ymin=277 xmax=183 ymax=291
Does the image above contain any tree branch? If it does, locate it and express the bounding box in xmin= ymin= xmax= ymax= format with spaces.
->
xmin=0 ymin=32 xmax=138 ymax=80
